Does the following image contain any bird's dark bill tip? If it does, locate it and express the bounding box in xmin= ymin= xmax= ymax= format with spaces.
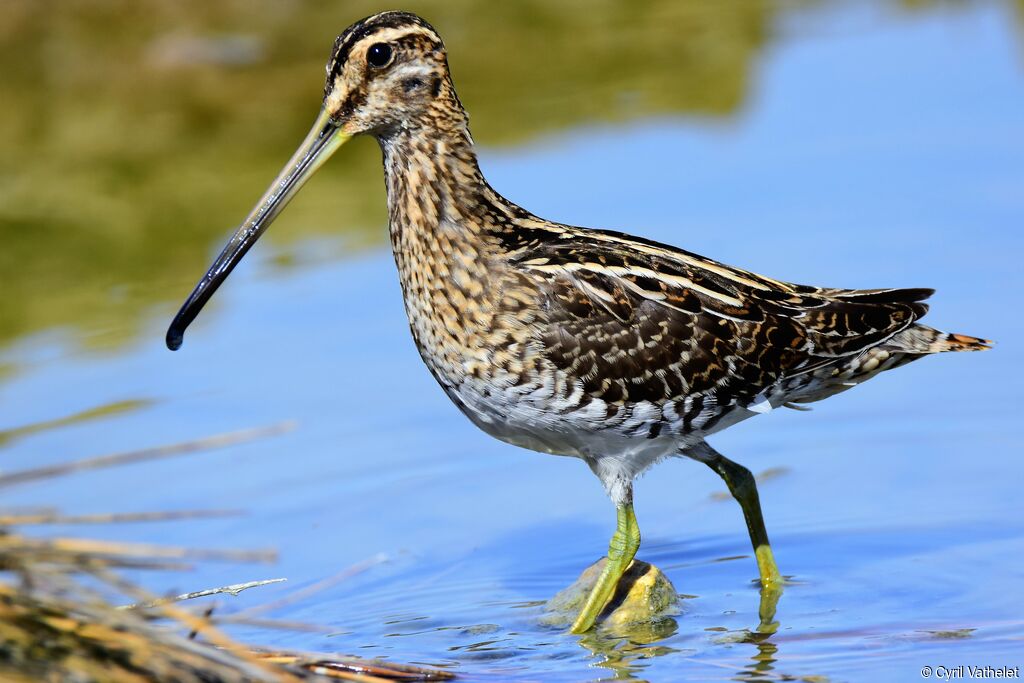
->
xmin=165 ymin=326 xmax=184 ymax=351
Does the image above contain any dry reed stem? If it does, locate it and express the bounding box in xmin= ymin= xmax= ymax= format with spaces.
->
xmin=0 ymin=509 xmax=242 ymax=525
xmin=0 ymin=424 xmax=451 ymax=682
xmin=0 ymin=422 xmax=295 ymax=488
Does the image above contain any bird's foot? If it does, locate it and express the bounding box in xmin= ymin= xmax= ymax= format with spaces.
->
xmin=757 ymin=580 xmax=783 ymax=634
xmin=543 ymin=558 xmax=679 ymax=635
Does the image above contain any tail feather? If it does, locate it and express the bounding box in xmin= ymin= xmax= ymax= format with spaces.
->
xmin=823 ymin=287 xmax=935 ymax=304
xmin=889 ymin=325 xmax=992 ymax=354
xmin=940 ymin=331 xmax=993 ymax=352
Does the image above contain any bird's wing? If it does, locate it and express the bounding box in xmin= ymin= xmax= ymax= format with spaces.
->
xmin=509 ymin=226 xmax=930 ymax=404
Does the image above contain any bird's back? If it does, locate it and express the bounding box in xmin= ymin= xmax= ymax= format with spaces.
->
xmin=477 ymin=218 xmax=990 ymax=443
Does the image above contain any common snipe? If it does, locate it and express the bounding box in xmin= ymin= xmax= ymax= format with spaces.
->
xmin=167 ymin=11 xmax=989 ymax=633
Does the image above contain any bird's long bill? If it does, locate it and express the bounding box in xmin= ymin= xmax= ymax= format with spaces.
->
xmin=166 ymin=107 xmax=349 ymax=350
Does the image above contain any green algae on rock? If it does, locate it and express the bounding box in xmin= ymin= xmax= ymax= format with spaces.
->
xmin=543 ymin=559 xmax=680 ymax=632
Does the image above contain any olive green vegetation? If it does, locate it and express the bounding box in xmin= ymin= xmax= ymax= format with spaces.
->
xmin=0 ymin=399 xmax=152 ymax=448
xmin=0 ymin=0 xmax=1019 ymax=353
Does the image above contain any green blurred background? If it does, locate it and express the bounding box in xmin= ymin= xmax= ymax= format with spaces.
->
xmin=1 ymin=0 xmax=1021 ymax=354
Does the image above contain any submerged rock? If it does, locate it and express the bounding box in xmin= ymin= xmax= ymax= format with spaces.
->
xmin=542 ymin=559 xmax=680 ymax=632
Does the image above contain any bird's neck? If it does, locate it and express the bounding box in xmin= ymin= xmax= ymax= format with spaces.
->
xmin=378 ymin=117 xmax=487 ymax=243
xmin=377 ymin=118 xmax=506 ymax=379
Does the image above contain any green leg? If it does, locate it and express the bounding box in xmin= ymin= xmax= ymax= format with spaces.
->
xmin=703 ymin=449 xmax=782 ymax=589
xmin=570 ymin=502 xmax=641 ymax=634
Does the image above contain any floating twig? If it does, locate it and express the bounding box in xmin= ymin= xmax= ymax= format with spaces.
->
xmin=120 ymin=577 xmax=287 ymax=610
xmin=88 ymin=565 xmax=304 ymax=683
xmin=1 ymin=535 xmax=276 ymax=564
xmin=0 ymin=509 xmax=243 ymax=526
xmin=236 ymin=552 xmax=388 ymax=618
xmin=209 ymin=614 xmax=337 ymax=633
xmin=0 ymin=421 xmax=296 ymax=488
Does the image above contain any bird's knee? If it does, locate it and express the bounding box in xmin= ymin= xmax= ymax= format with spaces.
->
xmin=718 ymin=459 xmax=757 ymax=500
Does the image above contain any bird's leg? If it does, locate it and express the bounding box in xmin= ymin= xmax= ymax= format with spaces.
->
xmin=701 ymin=445 xmax=782 ymax=589
xmin=569 ymin=500 xmax=641 ymax=634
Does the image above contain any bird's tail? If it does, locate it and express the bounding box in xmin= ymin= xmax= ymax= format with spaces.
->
xmin=889 ymin=324 xmax=992 ymax=354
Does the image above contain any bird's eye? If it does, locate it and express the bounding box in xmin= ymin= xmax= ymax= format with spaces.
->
xmin=367 ymin=43 xmax=393 ymax=68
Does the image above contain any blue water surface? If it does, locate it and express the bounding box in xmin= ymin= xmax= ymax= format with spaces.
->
xmin=2 ymin=3 xmax=1023 ymax=681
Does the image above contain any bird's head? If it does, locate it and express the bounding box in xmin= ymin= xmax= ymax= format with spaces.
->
xmin=166 ymin=11 xmax=460 ymax=350
xmin=324 ymin=11 xmax=462 ymax=138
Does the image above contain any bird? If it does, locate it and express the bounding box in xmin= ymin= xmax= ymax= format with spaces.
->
xmin=166 ymin=11 xmax=990 ymax=633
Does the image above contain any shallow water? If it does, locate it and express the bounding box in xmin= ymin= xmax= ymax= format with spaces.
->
xmin=2 ymin=2 xmax=1024 ymax=681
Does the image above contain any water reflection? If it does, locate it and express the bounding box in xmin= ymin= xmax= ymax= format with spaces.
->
xmin=563 ymin=584 xmax=827 ymax=682
xmin=1 ymin=2 xmax=1022 ymax=681
xmin=0 ymin=398 xmax=151 ymax=448
xmin=737 ymin=636 xmax=786 ymax=683
xmin=0 ymin=0 xmax=771 ymax=351
xmin=576 ymin=623 xmax=682 ymax=680
xmin=2 ymin=0 xmax=1021 ymax=354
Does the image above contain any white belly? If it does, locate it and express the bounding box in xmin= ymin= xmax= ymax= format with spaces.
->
xmin=441 ymin=375 xmax=691 ymax=504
